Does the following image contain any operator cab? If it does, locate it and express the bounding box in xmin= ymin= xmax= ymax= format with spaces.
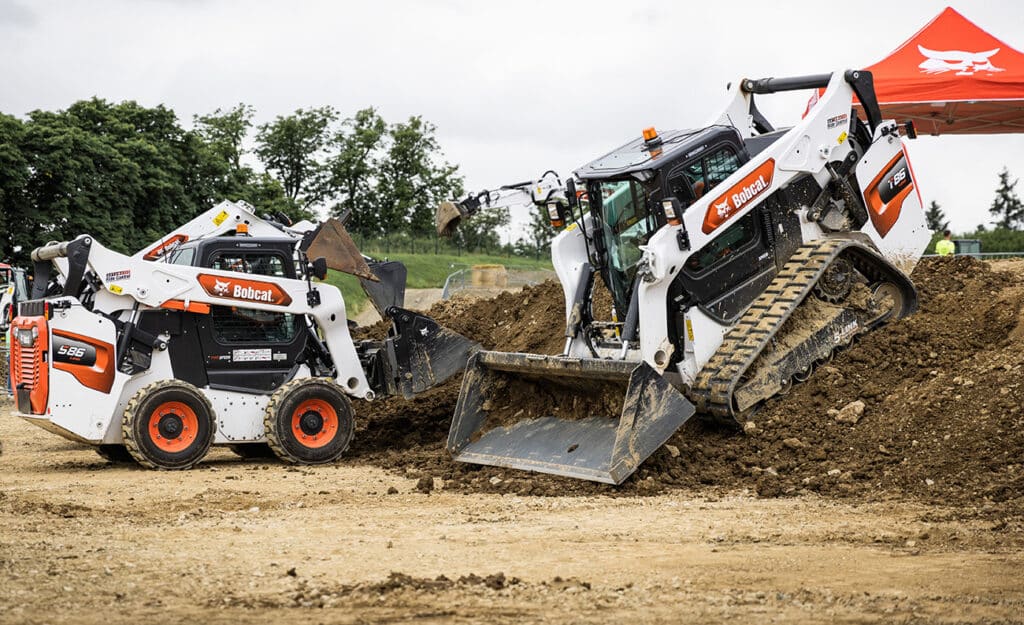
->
xmin=141 ymin=236 xmax=318 ymax=394
xmin=575 ymin=125 xmax=807 ymax=364
xmin=575 ymin=126 xmax=750 ymax=313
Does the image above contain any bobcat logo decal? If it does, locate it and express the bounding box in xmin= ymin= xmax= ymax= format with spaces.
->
xmin=197 ymin=274 xmax=293 ymax=307
xmin=918 ymin=45 xmax=1004 ymax=76
xmin=714 ymin=199 xmax=731 ymax=218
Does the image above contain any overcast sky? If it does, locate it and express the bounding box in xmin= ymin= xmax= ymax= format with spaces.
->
xmin=2 ymin=0 xmax=1023 ymax=238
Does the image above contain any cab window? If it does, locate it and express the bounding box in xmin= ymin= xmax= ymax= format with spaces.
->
xmin=209 ymin=251 xmax=296 ymax=345
xmin=168 ymin=247 xmax=196 ymax=267
xmin=703 ymin=148 xmax=741 ymax=191
xmin=210 ymin=306 xmax=298 ymax=344
xmin=685 ymin=211 xmax=758 ymax=273
xmin=667 ymin=146 xmax=741 ymax=207
xmin=210 ymin=253 xmax=287 ymax=277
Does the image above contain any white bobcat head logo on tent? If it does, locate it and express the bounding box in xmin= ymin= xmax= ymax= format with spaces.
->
xmin=918 ymin=45 xmax=1005 ymax=76
xmin=213 ymin=279 xmax=231 ymax=296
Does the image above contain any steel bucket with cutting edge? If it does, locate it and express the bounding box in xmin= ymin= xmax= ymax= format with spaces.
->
xmin=447 ymin=350 xmax=695 ymax=485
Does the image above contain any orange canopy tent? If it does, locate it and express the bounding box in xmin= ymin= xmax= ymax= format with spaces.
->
xmin=863 ymin=7 xmax=1024 ymax=135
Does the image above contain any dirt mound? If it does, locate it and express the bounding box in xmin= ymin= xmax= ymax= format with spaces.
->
xmin=352 ymin=258 xmax=1024 ymax=512
xmin=215 ymin=570 xmax=592 ymax=610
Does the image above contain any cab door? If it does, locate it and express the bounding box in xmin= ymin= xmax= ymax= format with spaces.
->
xmin=194 ymin=245 xmax=309 ymax=393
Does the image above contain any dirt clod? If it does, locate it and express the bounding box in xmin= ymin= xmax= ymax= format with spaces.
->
xmin=835 ymin=400 xmax=866 ymax=424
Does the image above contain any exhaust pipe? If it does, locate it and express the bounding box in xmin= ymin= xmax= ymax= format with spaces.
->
xmin=447 ymin=351 xmax=695 ymax=484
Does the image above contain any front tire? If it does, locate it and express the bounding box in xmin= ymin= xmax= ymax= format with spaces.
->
xmin=264 ymin=378 xmax=355 ymax=465
xmin=122 ymin=380 xmax=215 ymax=470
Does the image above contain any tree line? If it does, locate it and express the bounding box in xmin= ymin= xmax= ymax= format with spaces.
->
xmin=925 ymin=166 xmax=1024 ymax=252
xmin=0 ymin=100 xmax=512 ymax=264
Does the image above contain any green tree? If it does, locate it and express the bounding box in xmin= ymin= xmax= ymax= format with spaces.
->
xmin=13 ymin=98 xmax=228 ymax=256
xmin=373 ymin=116 xmax=463 ymax=239
xmin=194 ymin=104 xmax=255 ymax=198
xmin=24 ymin=101 xmax=151 ymax=253
xmin=255 ymin=106 xmax=336 ymax=219
xmin=924 ymin=200 xmax=949 ymax=233
xmin=194 ymin=104 xmax=293 ymax=219
xmin=326 ymin=107 xmax=387 ymax=237
xmin=0 ymin=114 xmax=31 ymax=263
xmin=457 ymin=205 xmax=510 ymax=253
xmin=989 ymin=167 xmax=1024 ymax=230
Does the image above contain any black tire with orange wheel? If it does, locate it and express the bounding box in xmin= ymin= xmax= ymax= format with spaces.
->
xmin=122 ymin=380 xmax=215 ymax=470
xmin=264 ymin=378 xmax=355 ymax=465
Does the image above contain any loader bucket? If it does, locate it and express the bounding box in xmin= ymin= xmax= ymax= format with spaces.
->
xmin=436 ymin=201 xmax=467 ymax=237
xmin=386 ymin=307 xmax=480 ymax=399
xmin=305 ymin=218 xmax=378 ymax=282
xmin=361 ymin=260 xmax=407 ymax=318
xmin=447 ymin=351 xmax=696 ymax=485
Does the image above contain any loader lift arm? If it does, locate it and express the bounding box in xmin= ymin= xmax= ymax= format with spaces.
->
xmin=436 ymin=170 xmax=570 ymax=237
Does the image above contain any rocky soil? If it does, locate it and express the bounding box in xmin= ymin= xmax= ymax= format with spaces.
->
xmin=353 ymin=257 xmax=1024 ymax=520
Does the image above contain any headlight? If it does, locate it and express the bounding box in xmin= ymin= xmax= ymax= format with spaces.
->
xmin=16 ymin=327 xmax=35 ymax=347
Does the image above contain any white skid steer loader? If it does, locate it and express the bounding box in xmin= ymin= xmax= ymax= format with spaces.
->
xmin=10 ymin=202 xmax=477 ymax=469
xmin=440 ymin=70 xmax=930 ymax=484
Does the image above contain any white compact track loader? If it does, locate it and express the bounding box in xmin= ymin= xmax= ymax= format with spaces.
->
xmin=9 ymin=202 xmax=477 ymax=469
xmin=441 ymin=70 xmax=930 ymax=484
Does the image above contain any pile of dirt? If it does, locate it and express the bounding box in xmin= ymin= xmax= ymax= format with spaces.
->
xmin=352 ymin=258 xmax=1024 ymax=512
xmin=357 ymin=281 xmax=567 ymax=355
xmin=216 ymin=571 xmax=592 ymax=609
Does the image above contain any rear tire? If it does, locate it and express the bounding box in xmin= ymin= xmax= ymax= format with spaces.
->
xmin=264 ymin=378 xmax=355 ymax=465
xmin=122 ymin=380 xmax=215 ymax=470
xmin=228 ymin=443 xmax=276 ymax=460
xmin=95 ymin=444 xmax=135 ymax=463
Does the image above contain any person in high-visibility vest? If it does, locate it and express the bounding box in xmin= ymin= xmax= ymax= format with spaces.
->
xmin=935 ymin=230 xmax=955 ymax=256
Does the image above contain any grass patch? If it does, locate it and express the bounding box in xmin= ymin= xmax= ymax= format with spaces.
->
xmin=322 ymin=253 xmax=553 ymax=318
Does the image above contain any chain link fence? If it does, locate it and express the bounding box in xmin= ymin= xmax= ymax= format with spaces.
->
xmin=442 ymin=266 xmax=557 ymax=300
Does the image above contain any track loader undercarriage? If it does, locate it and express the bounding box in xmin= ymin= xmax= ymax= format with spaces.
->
xmin=691 ymin=238 xmax=917 ymax=423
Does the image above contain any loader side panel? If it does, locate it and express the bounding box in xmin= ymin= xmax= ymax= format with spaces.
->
xmin=855 ymin=137 xmax=930 ymax=272
xmin=139 ymin=310 xmax=209 ymax=389
xmin=51 ymin=329 xmax=115 ymax=394
xmin=15 ymin=303 xmax=132 ymax=444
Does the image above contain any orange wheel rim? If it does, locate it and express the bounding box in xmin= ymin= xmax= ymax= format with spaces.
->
xmin=290 ymin=398 xmax=339 ymax=449
xmin=147 ymin=401 xmax=199 ymax=453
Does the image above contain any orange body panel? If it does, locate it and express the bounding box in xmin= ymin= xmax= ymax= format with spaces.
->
xmin=197 ymin=273 xmax=293 ymax=306
xmin=702 ymin=159 xmax=775 ymax=234
xmin=51 ymin=329 xmax=116 ymax=394
xmin=863 ymin=151 xmax=915 ymax=238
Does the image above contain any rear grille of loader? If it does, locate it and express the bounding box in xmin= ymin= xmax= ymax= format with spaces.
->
xmin=14 ymin=342 xmax=39 ymax=391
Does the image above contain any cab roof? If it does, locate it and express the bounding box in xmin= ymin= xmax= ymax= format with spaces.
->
xmin=574 ymin=126 xmax=742 ymax=181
